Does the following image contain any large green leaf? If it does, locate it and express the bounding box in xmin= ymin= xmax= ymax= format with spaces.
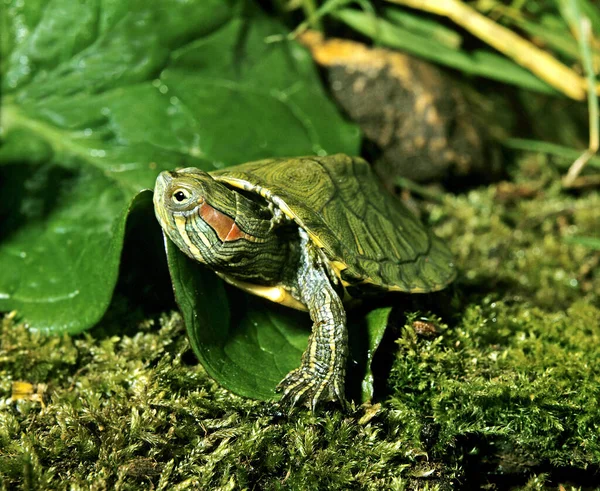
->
xmin=0 ymin=0 xmax=359 ymax=335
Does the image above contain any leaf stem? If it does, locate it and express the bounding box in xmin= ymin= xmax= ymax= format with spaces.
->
xmin=562 ymin=5 xmax=599 ymax=187
xmin=2 ymin=103 xmax=93 ymax=163
xmin=302 ymin=0 xmax=323 ymax=31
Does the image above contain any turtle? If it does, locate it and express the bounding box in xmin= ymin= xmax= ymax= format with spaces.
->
xmin=153 ymin=154 xmax=455 ymax=409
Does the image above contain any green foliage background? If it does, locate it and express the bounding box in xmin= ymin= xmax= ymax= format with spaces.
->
xmin=0 ymin=0 xmax=358 ymax=334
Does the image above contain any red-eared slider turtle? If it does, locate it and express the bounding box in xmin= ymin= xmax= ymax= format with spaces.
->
xmin=153 ymin=154 xmax=455 ymax=409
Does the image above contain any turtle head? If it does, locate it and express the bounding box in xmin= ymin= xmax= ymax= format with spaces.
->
xmin=154 ymin=167 xmax=210 ymax=216
xmin=153 ymin=168 xmax=240 ymax=265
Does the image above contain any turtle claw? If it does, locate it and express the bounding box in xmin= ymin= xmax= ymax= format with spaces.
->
xmin=276 ymin=366 xmax=347 ymax=411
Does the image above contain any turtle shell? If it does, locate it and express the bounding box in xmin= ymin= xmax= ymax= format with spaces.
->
xmin=211 ymin=154 xmax=455 ymax=295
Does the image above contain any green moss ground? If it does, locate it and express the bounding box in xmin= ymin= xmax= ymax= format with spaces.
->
xmin=1 ymin=155 xmax=599 ymax=490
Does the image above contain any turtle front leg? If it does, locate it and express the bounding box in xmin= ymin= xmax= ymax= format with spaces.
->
xmin=277 ymin=235 xmax=348 ymax=410
xmin=277 ymin=284 xmax=348 ymax=409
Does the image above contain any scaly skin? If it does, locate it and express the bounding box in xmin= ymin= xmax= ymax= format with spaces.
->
xmin=277 ymin=229 xmax=347 ymax=409
xmin=154 ymin=168 xmax=348 ymax=409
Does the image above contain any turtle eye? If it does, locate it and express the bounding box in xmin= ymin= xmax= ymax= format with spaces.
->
xmin=172 ymin=189 xmax=190 ymax=203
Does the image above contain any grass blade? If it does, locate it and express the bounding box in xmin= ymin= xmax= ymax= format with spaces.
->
xmin=384 ymin=7 xmax=462 ymax=49
xmin=559 ymin=0 xmax=599 ymax=186
xmin=563 ymin=236 xmax=600 ymax=249
xmin=334 ymin=8 xmax=557 ymax=94
xmin=504 ymin=138 xmax=600 ymax=169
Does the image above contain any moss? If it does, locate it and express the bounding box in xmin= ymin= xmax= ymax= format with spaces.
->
xmin=389 ymin=302 xmax=600 ymax=475
xmin=0 ymin=314 xmax=451 ymax=490
xmin=433 ymin=155 xmax=599 ymax=311
xmin=1 ymin=156 xmax=599 ymax=489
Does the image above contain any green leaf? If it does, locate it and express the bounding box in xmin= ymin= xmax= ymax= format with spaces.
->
xmin=384 ymin=7 xmax=463 ymax=49
xmin=0 ymin=0 xmax=359 ymax=335
xmin=359 ymin=307 xmax=392 ymax=402
xmin=0 ymin=165 xmax=154 ymax=334
xmin=564 ymin=236 xmax=600 ymax=250
xmin=166 ymin=238 xmax=308 ymax=400
xmin=166 ymin=237 xmax=390 ymax=402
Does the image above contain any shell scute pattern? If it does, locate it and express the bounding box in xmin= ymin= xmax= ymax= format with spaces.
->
xmin=212 ymin=154 xmax=455 ymax=294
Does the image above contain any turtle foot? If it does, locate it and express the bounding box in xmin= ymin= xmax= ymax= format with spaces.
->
xmin=276 ymin=365 xmax=346 ymax=411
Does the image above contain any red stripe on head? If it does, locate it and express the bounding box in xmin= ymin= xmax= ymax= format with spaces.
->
xmin=199 ymin=202 xmax=253 ymax=242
